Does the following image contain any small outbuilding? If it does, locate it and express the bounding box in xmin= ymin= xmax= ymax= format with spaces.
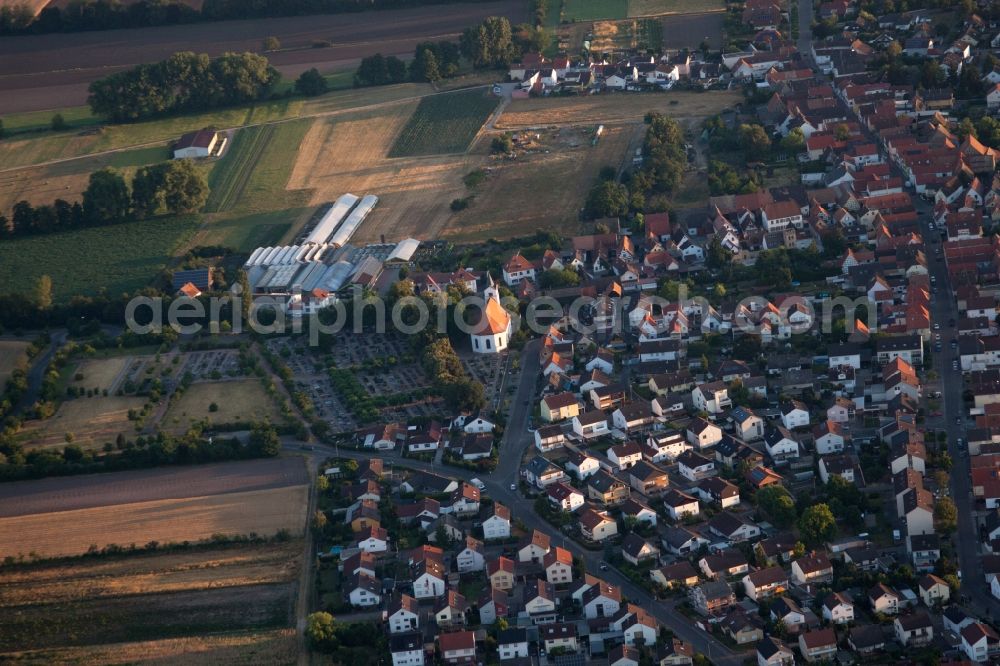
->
xmin=173 ymin=130 xmax=225 ymax=159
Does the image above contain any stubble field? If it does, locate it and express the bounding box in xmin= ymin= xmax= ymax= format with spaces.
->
xmin=0 ymin=484 xmax=308 ymax=558
xmin=287 ymin=100 xmax=476 ymax=243
xmin=18 ymin=395 xmax=148 ymax=451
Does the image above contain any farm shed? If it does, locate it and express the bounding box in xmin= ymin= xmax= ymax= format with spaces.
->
xmin=173 ymin=130 xmax=225 ymax=159
xmin=386 ymin=238 xmax=420 ymax=264
xmin=328 ymin=194 xmax=379 ymax=248
xmin=305 ymin=193 xmax=360 ymax=246
xmin=171 ymin=267 xmax=213 ymax=292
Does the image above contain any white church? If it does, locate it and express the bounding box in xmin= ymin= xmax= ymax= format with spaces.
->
xmin=470 ymin=275 xmax=512 ymax=354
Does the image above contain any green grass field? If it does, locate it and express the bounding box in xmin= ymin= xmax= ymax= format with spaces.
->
xmin=628 ymin=0 xmax=723 ymax=15
xmin=0 ymin=216 xmax=199 ymax=301
xmin=564 ymin=0 xmax=627 ymax=21
xmin=388 ymin=88 xmax=497 ymax=158
xmin=204 ymin=126 xmax=277 ymax=213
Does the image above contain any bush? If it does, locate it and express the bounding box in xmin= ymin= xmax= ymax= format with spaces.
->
xmin=450 ymin=197 xmax=470 ymax=212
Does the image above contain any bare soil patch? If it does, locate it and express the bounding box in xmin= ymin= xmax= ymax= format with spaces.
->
xmin=0 ymin=485 xmax=308 ymax=558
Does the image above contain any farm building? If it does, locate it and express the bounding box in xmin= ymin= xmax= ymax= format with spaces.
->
xmin=386 ymin=238 xmax=420 ymax=264
xmin=171 ymin=267 xmax=213 ymax=292
xmin=304 ymin=194 xmax=360 ymax=246
xmin=328 ymin=195 xmax=379 ymax=248
xmin=173 ymin=130 xmax=225 ymax=159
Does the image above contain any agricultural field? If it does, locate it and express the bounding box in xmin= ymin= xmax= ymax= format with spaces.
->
xmin=628 ymin=0 xmax=724 ymax=16
xmin=164 ymin=379 xmax=284 ymax=432
xmin=288 ymin=100 xmax=476 ymax=243
xmin=443 ymin=124 xmax=637 ymax=241
xmin=204 ymin=127 xmax=275 ymax=213
xmin=496 ymin=90 xmax=741 ymax=129
xmin=0 ymin=215 xmax=199 ymax=302
xmin=5 ymin=629 xmax=298 ymax=665
xmin=660 ymin=11 xmax=726 ymax=48
xmin=0 ymin=542 xmax=301 ymax=655
xmin=563 ymin=0 xmax=628 ymax=21
xmin=0 ymin=341 xmax=31 ymax=386
xmin=0 ymin=484 xmax=308 ymax=558
xmin=388 ymin=88 xmax=498 ymax=157
xmin=0 ymin=144 xmax=172 ymax=213
xmin=18 ymin=395 xmax=147 ymax=452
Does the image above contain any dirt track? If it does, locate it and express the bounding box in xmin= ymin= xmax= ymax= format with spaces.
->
xmin=0 ymin=456 xmax=308 ymax=517
xmin=0 ymin=1 xmax=525 ymax=114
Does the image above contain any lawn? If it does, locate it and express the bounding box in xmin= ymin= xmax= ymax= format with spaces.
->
xmin=628 ymin=0 xmax=723 ymax=16
xmin=164 ymin=379 xmax=283 ymax=431
xmin=563 ymin=0 xmax=627 ymax=21
xmin=0 ymin=215 xmax=199 ymax=302
xmin=388 ymin=88 xmax=497 ymax=157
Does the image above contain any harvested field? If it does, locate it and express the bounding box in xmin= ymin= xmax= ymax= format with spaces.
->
xmin=0 ymin=457 xmax=309 ymax=518
xmin=443 ymin=124 xmax=636 ymax=241
xmin=288 ymin=101 xmax=475 ymax=243
xmin=628 ymin=0 xmax=724 ymax=16
xmin=68 ymin=357 xmax=129 ymax=394
xmin=0 ymin=341 xmax=31 ymax=386
xmin=0 ymin=542 xmax=300 ymax=606
xmin=0 ymin=214 xmax=199 ymax=302
xmin=3 ymin=629 xmax=298 ymax=665
xmin=18 ymin=395 xmax=147 ymax=452
xmin=0 ymin=0 xmax=49 ymax=16
xmin=496 ymin=90 xmax=742 ymax=129
xmin=0 ymin=1 xmax=525 ymax=114
xmin=388 ymin=87 xmax=498 ymax=157
xmin=0 ymin=484 xmax=308 ymax=558
xmin=164 ymin=380 xmax=283 ymax=431
xmin=0 ymin=581 xmax=294 ymax=652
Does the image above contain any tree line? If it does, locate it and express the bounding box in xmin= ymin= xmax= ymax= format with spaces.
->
xmin=354 ymin=16 xmax=549 ymax=87
xmin=0 ymin=0 xmax=500 ymax=35
xmin=88 ymin=51 xmax=278 ymax=122
xmin=0 ymin=161 xmax=208 ymax=240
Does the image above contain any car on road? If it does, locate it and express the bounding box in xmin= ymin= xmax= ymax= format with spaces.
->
xmin=510 ymin=483 xmax=517 ymax=491
xmin=935 ymin=344 xmax=941 ymax=352
xmin=934 ymin=323 xmax=940 ymax=330
xmin=470 ymin=478 xmax=486 ymax=491
xmin=956 ymin=417 xmax=962 ymax=425
xmin=599 ymin=562 xmax=609 ymax=571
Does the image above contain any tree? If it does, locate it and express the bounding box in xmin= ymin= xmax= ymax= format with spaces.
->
xmin=249 ymin=421 xmax=280 ymax=457
xmin=491 ymin=133 xmax=513 ymax=154
xmin=798 ymin=503 xmax=837 ymax=546
xmin=262 ymin=36 xmax=280 ymax=52
xmin=82 ymin=168 xmax=130 ymax=224
xmin=920 ymin=60 xmax=946 ymax=89
xmin=738 ymin=123 xmax=771 ymax=159
xmin=934 ymin=497 xmax=957 ymax=533
xmin=460 ymin=16 xmax=516 ymax=69
xmin=160 ymin=159 xmax=209 ymax=214
xmin=584 ymin=180 xmax=629 ymax=219
xmin=886 ymin=41 xmax=902 ymax=60
xmin=34 ymin=275 xmax=52 ymax=309
xmin=295 ymin=68 xmax=328 ymax=96
xmin=757 ymin=485 xmax=797 ymax=527
xmin=410 ymin=47 xmax=441 ymax=82
xmin=780 ymin=127 xmax=805 ymax=154
xmin=0 ymin=118 xmax=4 ymax=139
xmin=834 ymin=124 xmax=851 ymax=141
xmin=386 ymin=56 xmax=407 ymax=83
xmin=540 ymin=268 xmax=580 ymax=289
xmin=50 ymin=113 xmax=66 ymax=131
xmin=12 ymin=200 xmax=34 ymax=235
xmin=131 ymin=164 xmax=164 ymax=218
xmin=354 ymin=53 xmax=389 ymax=86
xmin=705 ymin=237 xmax=730 ymax=269
xmin=305 ymin=612 xmax=338 ymax=651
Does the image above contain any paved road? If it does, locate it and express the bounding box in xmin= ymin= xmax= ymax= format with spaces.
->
xmin=0 ymin=1 xmax=525 ymax=114
xmin=0 ymin=456 xmax=308 ymax=517
xmin=289 ymin=339 xmax=742 ymax=664
xmin=797 ymin=0 xmax=813 ymax=56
